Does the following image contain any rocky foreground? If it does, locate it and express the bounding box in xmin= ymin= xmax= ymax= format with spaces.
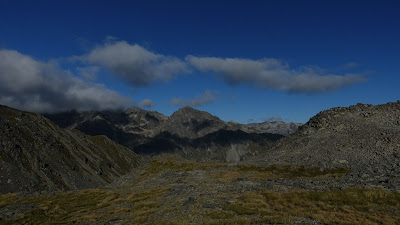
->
xmin=1 ymin=101 xmax=400 ymax=224
xmin=1 ymin=154 xmax=399 ymax=224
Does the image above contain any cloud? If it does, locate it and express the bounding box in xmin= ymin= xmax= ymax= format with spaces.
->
xmin=170 ymin=90 xmax=217 ymax=107
xmin=77 ymin=66 xmax=99 ymax=80
xmin=83 ymin=41 xmax=189 ymax=86
xmin=139 ymin=99 xmax=155 ymax=108
xmin=265 ymin=115 xmax=283 ymax=122
xmin=186 ymin=56 xmax=366 ymax=93
xmin=0 ymin=49 xmax=131 ymax=113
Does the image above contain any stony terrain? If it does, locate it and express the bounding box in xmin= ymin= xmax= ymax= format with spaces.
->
xmin=245 ymin=121 xmax=303 ymax=136
xmin=253 ymin=101 xmax=400 ymax=190
xmin=0 ymin=105 xmax=140 ymax=194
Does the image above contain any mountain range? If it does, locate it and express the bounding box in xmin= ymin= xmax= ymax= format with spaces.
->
xmin=2 ymin=101 xmax=400 ymax=224
xmin=44 ymin=106 xmax=284 ymax=162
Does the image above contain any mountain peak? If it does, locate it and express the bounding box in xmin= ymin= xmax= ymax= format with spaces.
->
xmin=173 ymin=106 xmax=200 ymax=114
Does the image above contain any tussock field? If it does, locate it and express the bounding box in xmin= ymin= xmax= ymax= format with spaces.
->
xmin=1 ymin=155 xmax=399 ymax=225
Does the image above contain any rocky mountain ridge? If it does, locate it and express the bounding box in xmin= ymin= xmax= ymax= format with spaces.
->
xmin=45 ymin=106 xmax=283 ymax=162
xmin=254 ymin=101 xmax=400 ymax=190
xmin=0 ymin=105 xmax=140 ymax=194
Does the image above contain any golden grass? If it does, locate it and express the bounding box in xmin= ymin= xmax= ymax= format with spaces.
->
xmin=2 ymin=156 xmax=396 ymax=225
xmin=2 ymin=186 xmax=400 ymax=225
xmin=237 ymin=164 xmax=350 ymax=180
xmin=221 ymin=189 xmax=400 ymax=225
xmin=140 ymin=155 xmax=225 ymax=179
xmin=0 ymin=187 xmax=170 ymax=225
xmin=141 ymin=156 xmax=350 ymax=184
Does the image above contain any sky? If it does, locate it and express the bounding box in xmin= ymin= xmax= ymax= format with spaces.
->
xmin=0 ymin=0 xmax=399 ymax=123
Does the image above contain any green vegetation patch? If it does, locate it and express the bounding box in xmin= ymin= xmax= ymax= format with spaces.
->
xmin=222 ymin=189 xmax=400 ymax=225
xmin=0 ymin=187 xmax=170 ymax=225
xmin=237 ymin=164 xmax=350 ymax=180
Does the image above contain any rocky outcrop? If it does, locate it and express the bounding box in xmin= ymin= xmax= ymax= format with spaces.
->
xmin=256 ymin=101 xmax=400 ymax=189
xmin=0 ymin=105 xmax=140 ymax=194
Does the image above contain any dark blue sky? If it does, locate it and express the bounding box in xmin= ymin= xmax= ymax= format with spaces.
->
xmin=1 ymin=0 xmax=399 ymax=123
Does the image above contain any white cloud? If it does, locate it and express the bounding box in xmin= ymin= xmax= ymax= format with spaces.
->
xmin=139 ymin=99 xmax=155 ymax=108
xmin=77 ymin=66 xmax=100 ymax=80
xmin=0 ymin=49 xmax=131 ymax=113
xmin=170 ymin=90 xmax=217 ymax=107
xmin=186 ymin=56 xmax=366 ymax=93
xmin=84 ymin=41 xmax=189 ymax=86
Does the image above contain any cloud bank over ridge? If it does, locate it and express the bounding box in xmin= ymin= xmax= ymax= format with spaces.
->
xmin=79 ymin=40 xmax=365 ymax=94
xmin=0 ymin=39 xmax=367 ymax=112
xmin=84 ymin=41 xmax=189 ymax=86
xmin=0 ymin=50 xmax=131 ymax=113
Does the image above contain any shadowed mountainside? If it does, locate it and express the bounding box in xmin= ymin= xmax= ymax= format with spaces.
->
xmin=45 ymin=106 xmax=284 ymax=162
xmin=0 ymin=105 xmax=140 ymax=194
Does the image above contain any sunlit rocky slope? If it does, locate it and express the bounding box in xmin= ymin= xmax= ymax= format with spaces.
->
xmin=254 ymin=101 xmax=400 ymax=190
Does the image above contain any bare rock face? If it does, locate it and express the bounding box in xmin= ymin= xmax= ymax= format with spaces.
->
xmin=257 ymin=101 xmax=400 ymax=189
xmin=0 ymin=105 xmax=140 ymax=194
xmin=245 ymin=121 xmax=303 ymax=136
xmin=156 ymin=106 xmax=230 ymax=139
xmin=123 ymin=106 xmax=168 ymax=136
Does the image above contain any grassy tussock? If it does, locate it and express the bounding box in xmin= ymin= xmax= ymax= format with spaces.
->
xmin=222 ymin=189 xmax=400 ymax=225
xmin=236 ymin=164 xmax=350 ymax=181
xmin=1 ymin=186 xmax=400 ymax=224
xmin=2 ymin=156 xmax=394 ymax=225
xmin=141 ymin=155 xmax=224 ymax=177
xmin=0 ymin=187 xmax=170 ymax=225
xmin=142 ymin=156 xmax=350 ymax=183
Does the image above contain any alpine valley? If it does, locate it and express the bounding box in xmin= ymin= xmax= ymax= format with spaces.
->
xmin=1 ymin=101 xmax=400 ymax=224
